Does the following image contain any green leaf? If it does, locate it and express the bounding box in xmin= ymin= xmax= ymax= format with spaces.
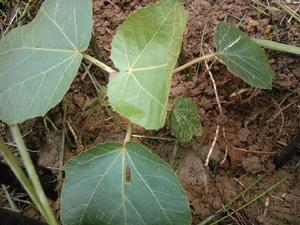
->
xmin=171 ymin=97 xmax=202 ymax=142
xmin=108 ymin=0 xmax=188 ymax=130
xmin=0 ymin=0 xmax=93 ymax=125
xmin=61 ymin=142 xmax=191 ymax=225
xmin=215 ymin=22 xmax=275 ymax=89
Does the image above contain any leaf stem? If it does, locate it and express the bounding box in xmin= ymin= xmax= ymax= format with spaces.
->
xmin=83 ymin=53 xmax=116 ymax=74
xmin=10 ymin=125 xmax=58 ymax=225
xmin=123 ymin=122 xmax=133 ymax=147
xmin=253 ymin=38 xmax=300 ymax=56
xmin=173 ymin=53 xmax=216 ymax=73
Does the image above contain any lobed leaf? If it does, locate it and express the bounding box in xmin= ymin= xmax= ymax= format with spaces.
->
xmin=108 ymin=0 xmax=188 ymax=130
xmin=61 ymin=142 xmax=191 ymax=225
xmin=171 ymin=97 xmax=202 ymax=142
xmin=0 ymin=0 xmax=93 ymax=125
xmin=215 ymin=22 xmax=275 ymax=89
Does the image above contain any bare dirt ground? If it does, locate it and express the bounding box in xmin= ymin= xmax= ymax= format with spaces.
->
xmin=1 ymin=0 xmax=300 ymax=224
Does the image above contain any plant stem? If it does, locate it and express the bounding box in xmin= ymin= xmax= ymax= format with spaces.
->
xmin=59 ymin=104 xmax=67 ymax=188
xmin=173 ymin=53 xmax=216 ymax=73
xmin=83 ymin=53 xmax=116 ymax=74
xmin=253 ymin=38 xmax=300 ymax=56
xmin=0 ymin=139 xmax=46 ymax=219
xmin=123 ymin=122 xmax=133 ymax=147
xmin=204 ymin=125 xmax=220 ymax=167
xmin=10 ymin=125 xmax=58 ymax=225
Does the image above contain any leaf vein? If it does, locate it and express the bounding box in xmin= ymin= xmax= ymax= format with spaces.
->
xmin=127 ymin=153 xmax=173 ymax=225
xmin=41 ymin=8 xmax=77 ymax=50
xmin=79 ymin=152 xmax=122 ymax=225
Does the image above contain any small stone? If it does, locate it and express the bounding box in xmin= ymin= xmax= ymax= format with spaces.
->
xmin=178 ymin=152 xmax=208 ymax=188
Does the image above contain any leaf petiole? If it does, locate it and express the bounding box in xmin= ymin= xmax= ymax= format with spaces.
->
xmin=83 ymin=53 xmax=116 ymax=74
xmin=253 ymin=38 xmax=300 ymax=56
xmin=173 ymin=53 xmax=216 ymax=73
xmin=123 ymin=122 xmax=133 ymax=147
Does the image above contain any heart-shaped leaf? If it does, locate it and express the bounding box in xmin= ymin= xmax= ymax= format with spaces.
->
xmin=0 ymin=0 xmax=93 ymax=125
xmin=215 ymin=22 xmax=275 ymax=89
xmin=108 ymin=0 xmax=188 ymax=130
xmin=171 ymin=96 xmax=202 ymax=142
xmin=61 ymin=142 xmax=191 ymax=225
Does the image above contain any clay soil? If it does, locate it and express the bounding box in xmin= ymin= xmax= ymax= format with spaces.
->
xmin=1 ymin=0 xmax=300 ymax=224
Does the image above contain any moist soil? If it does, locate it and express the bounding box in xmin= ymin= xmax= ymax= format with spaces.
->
xmin=1 ymin=0 xmax=300 ymax=224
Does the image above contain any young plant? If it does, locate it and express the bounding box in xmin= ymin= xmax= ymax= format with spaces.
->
xmin=0 ymin=0 xmax=297 ymax=224
xmin=170 ymin=96 xmax=202 ymax=142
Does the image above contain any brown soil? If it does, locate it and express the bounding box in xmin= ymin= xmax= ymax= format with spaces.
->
xmin=1 ymin=0 xmax=300 ymax=224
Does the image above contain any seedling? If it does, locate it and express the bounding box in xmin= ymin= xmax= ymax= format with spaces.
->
xmin=0 ymin=0 xmax=298 ymax=224
xmin=170 ymin=96 xmax=202 ymax=142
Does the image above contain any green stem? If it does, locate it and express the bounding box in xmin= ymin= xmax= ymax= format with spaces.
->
xmin=83 ymin=53 xmax=116 ymax=74
xmin=123 ymin=122 xmax=133 ymax=147
xmin=173 ymin=53 xmax=216 ymax=73
xmin=0 ymin=139 xmax=47 ymax=220
xmin=253 ymin=38 xmax=300 ymax=55
xmin=59 ymin=105 xmax=67 ymax=188
xmin=10 ymin=125 xmax=58 ymax=225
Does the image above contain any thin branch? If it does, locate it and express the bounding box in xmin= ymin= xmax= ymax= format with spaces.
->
xmin=205 ymin=125 xmax=220 ymax=167
xmin=204 ymin=60 xmax=223 ymax=115
xmin=220 ymin=128 xmax=228 ymax=165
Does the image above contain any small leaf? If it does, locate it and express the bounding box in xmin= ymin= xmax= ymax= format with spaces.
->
xmin=215 ymin=22 xmax=275 ymax=89
xmin=61 ymin=142 xmax=191 ymax=225
xmin=171 ymin=97 xmax=202 ymax=142
xmin=108 ymin=0 xmax=188 ymax=130
xmin=0 ymin=0 xmax=93 ymax=125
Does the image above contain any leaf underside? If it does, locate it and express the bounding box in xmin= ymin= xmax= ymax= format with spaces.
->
xmin=171 ymin=96 xmax=202 ymax=142
xmin=0 ymin=0 xmax=93 ymax=125
xmin=215 ymin=22 xmax=275 ymax=89
xmin=61 ymin=142 xmax=191 ymax=225
xmin=108 ymin=0 xmax=188 ymax=130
